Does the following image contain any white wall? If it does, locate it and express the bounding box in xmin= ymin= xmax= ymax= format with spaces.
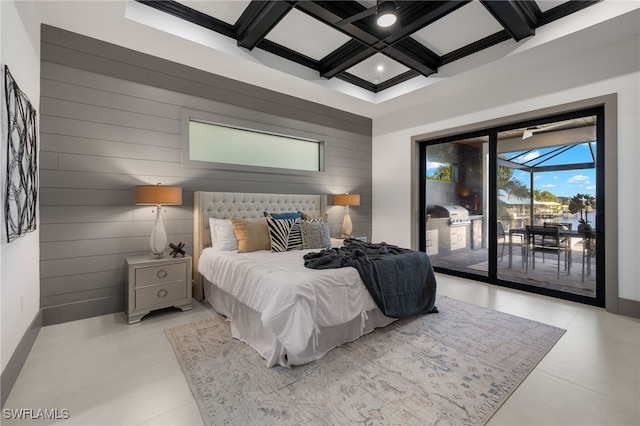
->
xmin=1 ymin=0 xmax=41 ymax=373
xmin=372 ymin=11 xmax=640 ymax=303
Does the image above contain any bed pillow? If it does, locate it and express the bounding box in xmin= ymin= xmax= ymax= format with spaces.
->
xmin=231 ymin=217 xmax=271 ymax=253
xmin=263 ymin=211 xmax=302 ymax=220
xmin=266 ymin=218 xmax=303 ymax=252
xmin=301 ymin=212 xmax=328 ymax=222
xmin=208 ymin=218 xmax=238 ymax=251
xmin=300 ymin=220 xmax=331 ymax=250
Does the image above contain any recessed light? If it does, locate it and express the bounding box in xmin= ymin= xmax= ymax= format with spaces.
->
xmin=376 ymin=65 xmax=384 ymax=72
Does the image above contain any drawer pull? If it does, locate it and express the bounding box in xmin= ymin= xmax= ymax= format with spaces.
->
xmin=157 ymin=269 xmax=168 ymax=279
xmin=157 ymin=288 xmax=168 ymax=298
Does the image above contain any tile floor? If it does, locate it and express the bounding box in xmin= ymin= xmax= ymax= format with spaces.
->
xmin=4 ymin=274 xmax=640 ymax=425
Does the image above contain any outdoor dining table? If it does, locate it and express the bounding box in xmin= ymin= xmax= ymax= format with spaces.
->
xmin=507 ymin=227 xmax=595 ymax=270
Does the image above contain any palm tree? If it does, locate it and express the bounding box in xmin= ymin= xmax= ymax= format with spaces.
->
xmin=427 ymin=164 xmax=452 ymax=182
xmin=497 ymin=155 xmax=529 ymax=198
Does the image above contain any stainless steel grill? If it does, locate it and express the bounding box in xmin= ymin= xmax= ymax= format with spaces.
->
xmin=428 ymin=205 xmax=470 ymax=226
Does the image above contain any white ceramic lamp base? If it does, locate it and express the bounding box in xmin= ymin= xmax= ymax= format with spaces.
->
xmin=149 ymin=206 xmax=168 ymax=258
xmin=340 ymin=206 xmax=353 ymax=238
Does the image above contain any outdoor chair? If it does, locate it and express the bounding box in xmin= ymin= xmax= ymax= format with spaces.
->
xmin=526 ymin=225 xmax=570 ymax=278
xmin=498 ymin=221 xmax=525 ymax=266
xmin=497 ymin=221 xmax=507 ymax=261
xmin=543 ymin=222 xmax=573 ymax=269
xmin=582 ymin=230 xmax=596 ymax=282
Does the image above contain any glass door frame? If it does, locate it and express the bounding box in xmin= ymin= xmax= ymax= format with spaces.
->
xmin=418 ymin=107 xmax=605 ymax=307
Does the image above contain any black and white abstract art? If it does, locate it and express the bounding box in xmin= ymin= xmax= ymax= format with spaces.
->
xmin=4 ymin=65 xmax=38 ymax=243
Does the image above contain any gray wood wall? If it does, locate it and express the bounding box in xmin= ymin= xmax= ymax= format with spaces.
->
xmin=40 ymin=25 xmax=372 ymax=325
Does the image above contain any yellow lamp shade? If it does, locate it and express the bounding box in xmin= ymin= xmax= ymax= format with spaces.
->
xmin=135 ymin=184 xmax=182 ymax=205
xmin=333 ymin=194 xmax=360 ymax=206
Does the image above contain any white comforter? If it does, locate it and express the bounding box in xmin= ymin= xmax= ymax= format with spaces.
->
xmin=197 ymin=248 xmax=378 ymax=355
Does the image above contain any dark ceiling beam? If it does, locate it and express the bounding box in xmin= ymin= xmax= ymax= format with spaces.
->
xmin=336 ymin=69 xmax=421 ymax=93
xmin=537 ymin=0 xmax=602 ymax=26
xmin=384 ymin=1 xmax=471 ymax=45
xmin=440 ymin=30 xmax=511 ymax=65
xmin=236 ymin=1 xmax=297 ymax=50
xmin=375 ymin=70 xmax=421 ymax=92
xmin=257 ymin=39 xmax=319 ymax=70
xmin=480 ymin=1 xmax=538 ymax=41
xmin=135 ymin=0 xmax=235 ymax=38
xmin=306 ymin=1 xmax=468 ymax=79
xmin=320 ymin=40 xmax=375 ymax=79
xmin=383 ymin=38 xmax=439 ymax=77
xmin=138 ymin=0 xmax=602 ymax=93
xmin=295 ymin=1 xmax=382 ymax=46
xmin=335 ymin=72 xmax=377 ymax=92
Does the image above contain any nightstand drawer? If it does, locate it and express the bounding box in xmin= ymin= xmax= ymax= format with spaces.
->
xmin=135 ymin=263 xmax=186 ymax=287
xmin=135 ymin=281 xmax=187 ymax=309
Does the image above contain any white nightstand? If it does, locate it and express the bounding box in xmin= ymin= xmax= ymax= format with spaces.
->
xmin=331 ymin=236 xmax=367 ymax=247
xmin=125 ymin=254 xmax=192 ymax=324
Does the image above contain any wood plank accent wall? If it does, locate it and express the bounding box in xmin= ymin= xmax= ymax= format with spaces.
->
xmin=39 ymin=25 xmax=372 ymax=325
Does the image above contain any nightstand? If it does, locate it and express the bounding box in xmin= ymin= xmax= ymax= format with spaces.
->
xmin=125 ymin=254 xmax=192 ymax=324
xmin=331 ymin=236 xmax=367 ymax=247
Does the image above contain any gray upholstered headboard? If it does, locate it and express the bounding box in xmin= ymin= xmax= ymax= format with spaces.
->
xmin=192 ymin=191 xmax=327 ymax=300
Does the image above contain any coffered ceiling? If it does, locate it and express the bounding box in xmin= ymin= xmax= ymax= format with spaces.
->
xmin=136 ymin=0 xmax=600 ymax=94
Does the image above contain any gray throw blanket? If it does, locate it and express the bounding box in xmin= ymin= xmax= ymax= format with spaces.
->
xmin=303 ymin=239 xmax=437 ymax=318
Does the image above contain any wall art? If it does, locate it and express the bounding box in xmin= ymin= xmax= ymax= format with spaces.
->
xmin=4 ymin=65 xmax=38 ymax=243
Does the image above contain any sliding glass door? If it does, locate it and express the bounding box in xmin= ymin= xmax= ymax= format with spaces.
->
xmin=419 ymin=108 xmax=604 ymax=307
xmin=420 ymin=134 xmax=489 ymax=278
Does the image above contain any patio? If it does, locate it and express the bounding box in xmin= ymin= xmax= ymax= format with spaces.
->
xmin=431 ymin=237 xmax=596 ymax=298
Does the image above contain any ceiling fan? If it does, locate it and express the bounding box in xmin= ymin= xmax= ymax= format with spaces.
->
xmin=522 ymin=121 xmax=575 ymax=139
xmin=336 ymin=1 xmax=398 ymax=28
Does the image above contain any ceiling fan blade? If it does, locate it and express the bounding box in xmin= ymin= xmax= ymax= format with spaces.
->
xmin=336 ymin=6 xmax=377 ymax=26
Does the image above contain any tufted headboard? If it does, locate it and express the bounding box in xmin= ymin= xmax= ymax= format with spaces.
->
xmin=192 ymin=191 xmax=327 ymax=300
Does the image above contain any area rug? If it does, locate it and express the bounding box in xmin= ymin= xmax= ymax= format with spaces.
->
xmin=165 ymin=296 xmax=565 ymax=426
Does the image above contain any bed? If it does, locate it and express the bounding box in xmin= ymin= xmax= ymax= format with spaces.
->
xmin=193 ymin=191 xmax=435 ymax=367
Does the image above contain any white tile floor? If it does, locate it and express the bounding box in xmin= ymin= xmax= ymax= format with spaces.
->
xmin=4 ymin=274 xmax=640 ymax=425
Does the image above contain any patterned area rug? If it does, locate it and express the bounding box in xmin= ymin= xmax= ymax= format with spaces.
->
xmin=165 ymin=296 xmax=565 ymax=426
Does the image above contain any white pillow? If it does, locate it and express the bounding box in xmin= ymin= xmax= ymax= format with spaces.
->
xmin=209 ymin=218 xmax=238 ymax=251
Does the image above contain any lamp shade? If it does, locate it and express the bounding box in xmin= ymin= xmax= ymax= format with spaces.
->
xmin=135 ymin=184 xmax=182 ymax=205
xmin=333 ymin=194 xmax=360 ymax=206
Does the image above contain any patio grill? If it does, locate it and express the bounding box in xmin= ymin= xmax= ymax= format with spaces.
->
xmin=426 ymin=205 xmax=472 ymax=255
xmin=428 ymin=205 xmax=471 ymax=226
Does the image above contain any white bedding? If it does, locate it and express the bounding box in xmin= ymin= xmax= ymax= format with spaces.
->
xmin=197 ymin=248 xmax=379 ymax=355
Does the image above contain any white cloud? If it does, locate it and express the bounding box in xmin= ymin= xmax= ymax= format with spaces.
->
xmin=513 ymin=151 xmax=540 ymax=163
xmin=567 ymin=174 xmax=590 ymax=184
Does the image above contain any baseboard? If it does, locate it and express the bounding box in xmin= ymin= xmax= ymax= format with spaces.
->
xmin=42 ymin=295 xmax=124 ymax=326
xmin=618 ymin=297 xmax=640 ymax=319
xmin=1 ymin=310 xmax=43 ymax=408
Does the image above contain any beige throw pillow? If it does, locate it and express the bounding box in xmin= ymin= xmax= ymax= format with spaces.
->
xmin=231 ymin=217 xmax=271 ymax=253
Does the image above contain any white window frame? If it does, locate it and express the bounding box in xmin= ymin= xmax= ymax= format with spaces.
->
xmin=182 ymin=108 xmax=325 ymax=175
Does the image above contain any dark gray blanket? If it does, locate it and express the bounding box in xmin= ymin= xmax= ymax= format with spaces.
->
xmin=303 ymin=239 xmax=437 ymax=318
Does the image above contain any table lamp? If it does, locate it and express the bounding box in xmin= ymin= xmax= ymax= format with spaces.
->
xmin=334 ymin=193 xmax=360 ymax=238
xmin=135 ymin=183 xmax=182 ymax=257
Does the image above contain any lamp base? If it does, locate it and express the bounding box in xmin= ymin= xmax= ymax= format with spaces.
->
xmin=340 ymin=207 xmax=353 ymax=238
xmin=149 ymin=206 xmax=168 ymax=258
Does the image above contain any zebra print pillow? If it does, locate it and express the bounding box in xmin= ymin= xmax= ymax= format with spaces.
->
xmin=266 ymin=218 xmax=302 ymax=252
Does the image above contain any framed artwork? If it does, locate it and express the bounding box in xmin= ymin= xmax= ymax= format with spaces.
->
xmin=4 ymin=65 xmax=38 ymax=243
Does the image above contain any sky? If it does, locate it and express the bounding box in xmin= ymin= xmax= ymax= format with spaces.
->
xmin=426 ymin=142 xmax=597 ymax=199
xmin=508 ymin=143 xmax=596 ymax=198
xmin=513 ymin=168 xmax=596 ymax=198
